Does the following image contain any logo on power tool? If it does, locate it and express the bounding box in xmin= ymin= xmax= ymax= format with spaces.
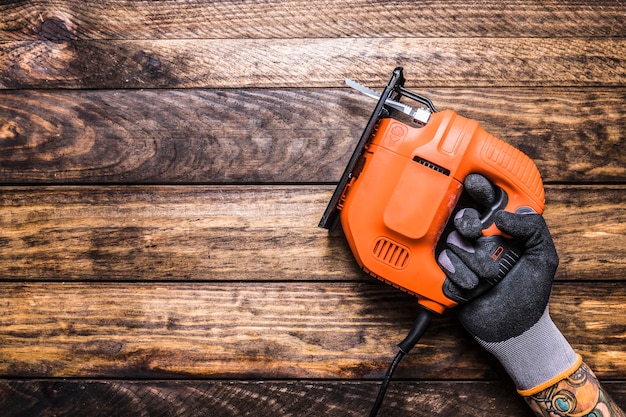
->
xmin=385 ymin=122 xmax=407 ymax=146
xmin=491 ymin=245 xmax=505 ymax=260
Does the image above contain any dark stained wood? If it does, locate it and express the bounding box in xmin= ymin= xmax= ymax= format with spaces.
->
xmin=0 ymin=185 xmax=354 ymax=281
xmin=0 ymin=185 xmax=624 ymax=281
xmin=0 ymin=88 xmax=624 ymax=184
xmin=15 ymin=378 xmax=624 ymax=417
xmin=0 ymin=282 xmax=624 ymax=380
xmin=1 ymin=1 xmax=624 ymax=40
xmin=1 ymin=379 xmax=622 ymax=417
xmin=547 ymin=185 xmax=626 ymax=280
xmin=10 ymin=377 xmax=626 ymax=417
xmin=0 ymin=88 xmax=362 ymax=184
xmin=1 ymin=38 xmax=624 ymax=89
xmin=0 ymin=380 xmax=535 ymax=417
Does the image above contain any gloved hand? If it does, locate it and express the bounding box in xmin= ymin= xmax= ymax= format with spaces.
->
xmin=438 ymin=174 xmax=581 ymax=395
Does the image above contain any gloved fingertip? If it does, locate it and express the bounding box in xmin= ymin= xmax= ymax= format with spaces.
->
xmin=438 ymin=250 xmax=480 ymax=290
xmin=447 ymin=261 xmax=480 ymax=290
xmin=465 ymin=174 xmax=496 ymax=206
xmin=447 ymin=231 xmax=476 ymax=253
xmin=437 ymin=250 xmax=455 ymax=274
xmin=455 ymin=272 xmax=480 ymax=290
xmin=493 ymin=211 xmax=517 ymax=236
xmin=453 ymin=208 xmax=483 ymax=240
xmin=494 ymin=210 xmax=544 ymax=239
xmin=454 ymin=208 xmax=467 ymax=221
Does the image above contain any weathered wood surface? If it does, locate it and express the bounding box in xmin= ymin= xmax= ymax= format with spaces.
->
xmin=0 ymin=380 xmax=536 ymax=417
xmin=0 ymin=282 xmax=624 ymax=380
xmin=0 ymin=185 xmax=624 ymax=281
xmin=2 ymin=38 xmax=625 ymax=89
xmin=1 ymin=0 xmax=624 ymax=416
xmin=2 ymin=0 xmax=624 ymax=40
xmin=1 ymin=379 xmax=625 ymax=417
xmin=0 ymin=88 xmax=624 ymax=183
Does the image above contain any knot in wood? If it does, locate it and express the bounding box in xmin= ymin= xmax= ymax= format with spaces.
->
xmin=39 ymin=17 xmax=73 ymax=44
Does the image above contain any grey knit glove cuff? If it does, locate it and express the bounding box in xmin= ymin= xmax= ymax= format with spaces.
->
xmin=475 ymin=306 xmax=581 ymax=394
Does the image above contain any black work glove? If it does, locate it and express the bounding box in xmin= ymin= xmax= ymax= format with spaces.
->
xmin=438 ymin=174 xmax=581 ymax=395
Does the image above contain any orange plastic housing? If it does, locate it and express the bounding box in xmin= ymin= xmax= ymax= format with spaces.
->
xmin=339 ymin=110 xmax=545 ymax=313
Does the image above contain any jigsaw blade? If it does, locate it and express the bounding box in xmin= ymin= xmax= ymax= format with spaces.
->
xmin=345 ymin=78 xmax=431 ymax=124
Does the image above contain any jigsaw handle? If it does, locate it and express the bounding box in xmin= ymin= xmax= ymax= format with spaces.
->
xmin=463 ymin=130 xmax=545 ymax=235
xmin=439 ymin=133 xmax=544 ymax=305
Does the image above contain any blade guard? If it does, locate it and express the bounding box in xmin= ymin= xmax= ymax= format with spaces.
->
xmin=319 ymin=67 xmax=437 ymax=229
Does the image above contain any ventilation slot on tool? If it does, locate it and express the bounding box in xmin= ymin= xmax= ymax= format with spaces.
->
xmin=373 ymin=238 xmax=410 ymax=269
xmin=413 ymin=156 xmax=450 ymax=176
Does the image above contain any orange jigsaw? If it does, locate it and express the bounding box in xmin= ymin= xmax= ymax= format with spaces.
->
xmin=320 ymin=67 xmax=545 ymax=314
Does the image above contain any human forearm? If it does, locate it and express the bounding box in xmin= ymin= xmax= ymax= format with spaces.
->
xmin=524 ymin=361 xmax=625 ymax=417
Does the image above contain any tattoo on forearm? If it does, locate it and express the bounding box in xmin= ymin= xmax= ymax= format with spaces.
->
xmin=524 ymin=362 xmax=625 ymax=417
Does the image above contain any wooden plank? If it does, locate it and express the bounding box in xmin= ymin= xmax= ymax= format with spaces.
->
xmin=2 ymin=379 xmax=624 ymax=416
xmin=0 ymin=380 xmax=532 ymax=417
xmin=0 ymin=88 xmax=624 ymax=184
xmin=0 ymin=282 xmax=623 ymax=380
xmin=1 ymin=38 xmax=624 ymax=89
xmin=0 ymin=88 xmax=362 ymax=184
xmin=548 ymin=185 xmax=626 ymax=280
xmin=0 ymin=185 xmax=354 ymax=281
xmin=2 ymin=0 xmax=624 ymax=40
xmin=13 ymin=379 xmax=626 ymax=417
xmin=0 ymin=185 xmax=624 ymax=281
xmin=2 ymin=379 xmax=624 ymax=417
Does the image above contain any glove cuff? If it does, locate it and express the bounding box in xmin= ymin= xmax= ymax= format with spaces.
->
xmin=474 ymin=307 xmax=580 ymax=392
xmin=517 ymin=354 xmax=583 ymax=397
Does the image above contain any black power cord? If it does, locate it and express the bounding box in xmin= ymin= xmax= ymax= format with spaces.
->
xmin=369 ymin=307 xmax=435 ymax=417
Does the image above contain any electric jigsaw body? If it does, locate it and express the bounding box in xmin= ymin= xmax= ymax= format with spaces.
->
xmin=320 ymin=67 xmax=545 ymax=313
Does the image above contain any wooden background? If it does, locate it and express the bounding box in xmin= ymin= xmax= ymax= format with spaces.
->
xmin=0 ymin=1 xmax=625 ymax=416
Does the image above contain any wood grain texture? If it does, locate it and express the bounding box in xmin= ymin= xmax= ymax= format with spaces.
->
xmin=0 ymin=185 xmax=624 ymax=281
xmin=1 ymin=38 xmax=624 ymax=89
xmin=2 ymin=0 xmax=625 ymax=40
xmin=0 ymin=88 xmax=624 ymax=183
xmin=12 ymin=379 xmax=626 ymax=417
xmin=0 ymin=282 xmax=624 ymax=380
xmin=0 ymin=380 xmax=539 ymax=417
xmin=1 ymin=1 xmax=624 ymax=415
